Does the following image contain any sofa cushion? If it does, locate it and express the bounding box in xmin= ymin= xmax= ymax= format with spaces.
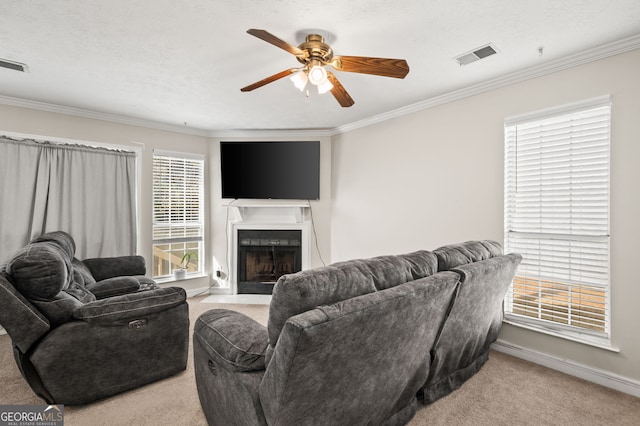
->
xmin=6 ymin=242 xmax=73 ymax=301
xmin=31 ymin=291 xmax=83 ymax=327
xmin=434 ymin=240 xmax=502 ymax=271
xmin=72 ymin=258 xmax=96 ymax=286
xmin=64 ymin=282 xmax=97 ymax=304
xmin=268 ymin=263 xmax=376 ymax=347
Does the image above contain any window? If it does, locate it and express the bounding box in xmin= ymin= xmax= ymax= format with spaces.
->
xmin=504 ymin=97 xmax=610 ymax=345
xmin=152 ymin=150 xmax=204 ymax=278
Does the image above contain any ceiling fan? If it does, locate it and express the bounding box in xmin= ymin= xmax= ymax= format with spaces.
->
xmin=240 ymin=29 xmax=410 ymax=107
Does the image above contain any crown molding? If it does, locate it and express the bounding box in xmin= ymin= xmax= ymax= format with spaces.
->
xmin=1 ymin=34 xmax=638 ymax=138
xmin=0 ymin=93 xmax=335 ymax=139
xmin=332 ymin=33 xmax=640 ymax=135
xmin=0 ymin=95 xmax=212 ymax=137
xmin=208 ymin=128 xmax=334 ymax=139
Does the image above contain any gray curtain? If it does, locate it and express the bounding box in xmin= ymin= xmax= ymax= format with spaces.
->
xmin=0 ymin=136 xmax=137 ymax=262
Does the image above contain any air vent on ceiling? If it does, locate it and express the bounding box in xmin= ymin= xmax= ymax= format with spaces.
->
xmin=0 ymin=58 xmax=28 ymax=72
xmin=454 ymin=43 xmax=498 ymax=66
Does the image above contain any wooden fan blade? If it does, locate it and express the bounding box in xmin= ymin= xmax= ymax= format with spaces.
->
xmin=247 ymin=29 xmax=305 ymax=57
xmin=240 ymin=68 xmax=298 ymax=92
xmin=327 ymin=72 xmax=355 ymax=107
xmin=331 ymin=56 xmax=409 ymax=79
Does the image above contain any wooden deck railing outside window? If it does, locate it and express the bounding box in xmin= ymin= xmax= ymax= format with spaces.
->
xmin=510 ymin=276 xmax=606 ymax=333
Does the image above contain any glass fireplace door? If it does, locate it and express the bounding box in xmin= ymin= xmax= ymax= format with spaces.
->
xmin=237 ymin=229 xmax=302 ymax=294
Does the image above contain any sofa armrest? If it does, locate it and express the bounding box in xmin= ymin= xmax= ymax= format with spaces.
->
xmin=82 ymin=255 xmax=147 ymax=281
xmin=0 ymin=272 xmax=50 ymax=352
xmin=194 ymin=309 xmax=268 ymax=372
xmin=73 ymin=287 xmax=186 ymax=324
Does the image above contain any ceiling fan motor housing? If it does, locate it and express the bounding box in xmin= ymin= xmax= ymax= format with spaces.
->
xmin=297 ymin=34 xmax=334 ymax=65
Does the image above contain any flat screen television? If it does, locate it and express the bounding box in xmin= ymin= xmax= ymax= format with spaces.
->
xmin=220 ymin=141 xmax=320 ymax=200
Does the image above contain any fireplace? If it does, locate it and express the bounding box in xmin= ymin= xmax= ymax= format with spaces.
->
xmin=225 ymin=201 xmax=311 ymax=295
xmin=237 ymin=229 xmax=302 ymax=294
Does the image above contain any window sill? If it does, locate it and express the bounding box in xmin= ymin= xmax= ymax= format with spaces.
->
xmin=154 ymin=273 xmax=208 ymax=285
xmin=503 ymin=319 xmax=620 ymax=353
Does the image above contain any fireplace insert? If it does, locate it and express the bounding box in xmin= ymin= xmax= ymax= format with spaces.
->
xmin=237 ymin=229 xmax=302 ymax=294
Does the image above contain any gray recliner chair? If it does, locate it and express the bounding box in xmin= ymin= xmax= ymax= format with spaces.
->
xmin=0 ymin=231 xmax=190 ymax=405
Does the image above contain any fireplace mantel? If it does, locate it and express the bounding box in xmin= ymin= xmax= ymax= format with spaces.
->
xmin=224 ymin=200 xmax=310 ymax=223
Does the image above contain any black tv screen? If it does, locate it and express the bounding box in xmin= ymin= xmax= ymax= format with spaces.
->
xmin=220 ymin=141 xmax=320 ymax=200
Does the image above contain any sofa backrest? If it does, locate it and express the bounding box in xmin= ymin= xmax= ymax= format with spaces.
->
xmin=6 ymin=242 xmax=73 ymax=300
xmin=0 ymin=269 xmax=50 ymax=353
xmin=334 ymin=250 xmax=438 ymax=291
xmin=433 ymin=240 xmax=502 ymax=271
xmin=267 ymin=250 xmax=438 ymax=350
xmin=5 ymin=240 xmax=87 ymax=327
xmin=267 ymin=263 xmax=376 ymax=349
xmin=259 ymin=272 xmax=460 ymax=426
xmin=424 ymin=253 xmax=522 ymax=403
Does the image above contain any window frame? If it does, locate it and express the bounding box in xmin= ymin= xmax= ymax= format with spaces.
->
xmin=503 ymin=96 xmax=612 ymax=349
xmin=151 ymin=149 xmax=205 ymax=279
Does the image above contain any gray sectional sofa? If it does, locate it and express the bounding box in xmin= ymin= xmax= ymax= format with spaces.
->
xmin=194 ymin=240 xmax=521 ymax=425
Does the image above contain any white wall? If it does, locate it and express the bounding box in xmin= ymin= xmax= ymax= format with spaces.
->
xmin=330 ymin=49 xmax=640 ymax=381
xmin=0 ymin=105 xmax=211 ymax=292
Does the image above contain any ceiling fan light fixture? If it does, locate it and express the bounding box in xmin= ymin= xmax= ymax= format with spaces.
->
xmin=241 ymin=29 xmax=408 ymax=107
xmin=317 ymin=79 xmax=334 ymax=94
xmin=308 ymin=64 xmax=328 ymax=86
xmin=290 ymin=69 xmax=308 ymax=91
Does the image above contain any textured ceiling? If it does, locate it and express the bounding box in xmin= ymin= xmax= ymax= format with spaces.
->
xmin=1 ymin=1 xmax=639 ymax=133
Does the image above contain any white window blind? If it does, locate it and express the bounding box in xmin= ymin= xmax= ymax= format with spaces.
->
xmin=152 ymin=150 xmax=204 ymax=278
xmin=504 ymin=97 xmax=610 ymax=344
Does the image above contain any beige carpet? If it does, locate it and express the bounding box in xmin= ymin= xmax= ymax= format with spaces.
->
xmin=1 ymin=296 xmax=639 ymax=425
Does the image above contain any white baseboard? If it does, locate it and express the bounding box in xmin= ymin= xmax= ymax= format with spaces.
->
xmin=491 ymin=340 xmax=640 ymax=397
xmin=185 ymin=287 xmax=211 ymax=298
xmin=185 ymin=286 xmax=232 ymax=298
